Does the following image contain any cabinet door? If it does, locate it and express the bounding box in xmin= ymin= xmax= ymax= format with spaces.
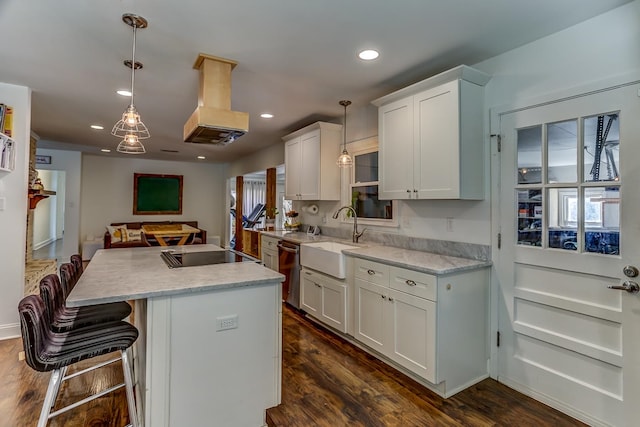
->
xmin=300 ymin=273 xmax=322 ymax=315
xmin=284 ymin=137 xmax=301 ymax=199
xmin=379 ymin=97 xmax=414 ymax=200
xmin=388 ymin=288 xmax=436 ymax=383
xmin=262 ymin=249 xmax=278 ymax=272
xmin=414 ymin=80 xmax=460 ymax=199
xmin=298 ymin=130 xmax=321 ymax=200
xmin=320 ymin=279 xmax=347 ymax=333
xmin=354 ymin=278 xmax=388 ymax=354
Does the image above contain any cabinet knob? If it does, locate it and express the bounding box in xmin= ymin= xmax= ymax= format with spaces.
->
xmin=314 ymin=282 xmax=321 ymax=288
xmin=367 ymin=269 xmax=375 ymax=275
xmin=406 ymin=280 xmax=416 ymax=287
xmin=388 ymin=297 xmax=394 ymax=302
xmin=406 ymin=189 xmax=411 ymax=193
xmin=413 ymin=189 xmax=418 ymax=192
xmin=381 ymin=295 xmax=386 ymax=300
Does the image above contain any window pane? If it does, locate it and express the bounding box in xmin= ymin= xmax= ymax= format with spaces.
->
xmin=354 ymin=152 xmax=378 ymax=183
xmin=352 ymin=185 xmax=392 ymax=219
xmin=517 ymin=126 xmax=542 ymax=184
xmin=517 ymin=189 xmax=542 ymax=246
xmin=547 ymin=120 xmax=577 ymax=183
xmin=583 ymin=113 xmax=620 ymax=182
xmin=584 ymin=187 xmax=619 ymax=255
xmin=548 ymin=188 xmax=577 ymax=251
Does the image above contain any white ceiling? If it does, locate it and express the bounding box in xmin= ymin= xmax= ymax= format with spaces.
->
xmin=0 ymin=0 xmax=631 ymax=163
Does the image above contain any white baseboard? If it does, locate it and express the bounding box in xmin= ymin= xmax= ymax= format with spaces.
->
xmin=0 ymin=323 xmax=20 ymax=341
xmin=33 ymin=237 xmax=55 ymax=251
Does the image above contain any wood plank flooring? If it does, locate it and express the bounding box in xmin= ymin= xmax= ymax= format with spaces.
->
xmin=1 ymin=303 xmax=585 ymax=427
xmin=267 ymin=305 xmax=585 ymax=427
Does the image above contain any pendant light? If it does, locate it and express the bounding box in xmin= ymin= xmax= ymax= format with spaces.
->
xmin=112 ymin=13 xmax=150 ymax=154
xmin=337 ymin=100 xmax=353 ymax=167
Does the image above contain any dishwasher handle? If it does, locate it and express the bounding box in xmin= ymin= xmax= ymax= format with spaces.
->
xmin=277 ymin=244 xmax=299 ymax=254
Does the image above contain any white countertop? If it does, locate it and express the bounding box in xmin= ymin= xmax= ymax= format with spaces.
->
xmin=261 ymin=230 xmax=490 ymax=275
xmin=67 ymin=244 xmax=285 ymax=307
xmin=343 ymin=245 xmax=491 ymax=275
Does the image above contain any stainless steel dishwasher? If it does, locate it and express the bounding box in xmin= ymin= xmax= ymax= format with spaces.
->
xmin=278 ymin=240 xmax=300 ymax=309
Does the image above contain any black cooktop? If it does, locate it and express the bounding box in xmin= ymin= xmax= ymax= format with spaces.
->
xmin=160 ymin=250 xmax=260 ymax=268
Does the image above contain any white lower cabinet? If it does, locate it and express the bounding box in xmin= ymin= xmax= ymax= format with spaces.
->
xmin=261 ymin=235 xmax=280 ymax=272
xmin=300 ymin=268 xmax=347 ymax=333
xmin=353 ymin=257 xmax=488 ymax=397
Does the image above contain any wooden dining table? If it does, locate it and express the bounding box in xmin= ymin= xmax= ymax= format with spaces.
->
xmin=141 ymin=223 xmax=200 ymax=246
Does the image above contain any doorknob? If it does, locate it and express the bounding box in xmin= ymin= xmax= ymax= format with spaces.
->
xmin=608 ymin=281 xmax=640 ymax=294
xmin=623 ymin=265 xmax=639 ymax=278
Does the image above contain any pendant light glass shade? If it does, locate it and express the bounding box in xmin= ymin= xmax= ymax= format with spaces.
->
xmin=112 ymin=14 xmax=150 ymax=153
xmin=337 ymin=100 xmax=352 ymax=167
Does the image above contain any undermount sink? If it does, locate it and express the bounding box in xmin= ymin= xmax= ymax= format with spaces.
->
xmin=300 ymin=241 xmax=358 ymax=279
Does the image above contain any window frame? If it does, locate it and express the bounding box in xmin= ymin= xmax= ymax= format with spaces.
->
xmin=343 ymin=139 xmax=398 ymax=227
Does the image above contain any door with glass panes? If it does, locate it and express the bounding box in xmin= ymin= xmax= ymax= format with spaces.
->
xmin=497 ymin=83 xmax=640 ymax=426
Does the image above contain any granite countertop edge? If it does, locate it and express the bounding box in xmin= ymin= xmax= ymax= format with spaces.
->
xmin=342 ymin=247 xmax=492 ymax=275
xmin=67 ymin=274 xmax=285 ymax=307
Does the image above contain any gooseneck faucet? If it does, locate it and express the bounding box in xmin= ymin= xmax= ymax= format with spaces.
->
xmin=333 ymin=206 xmax=365 ymax=243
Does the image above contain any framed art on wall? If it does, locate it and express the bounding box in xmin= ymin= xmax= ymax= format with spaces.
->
xmin=133 ymin=173 xmax=183 ymax=215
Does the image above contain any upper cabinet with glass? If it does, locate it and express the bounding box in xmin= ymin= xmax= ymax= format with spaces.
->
xmin=372 ymin=65 xmax=491 ymax=200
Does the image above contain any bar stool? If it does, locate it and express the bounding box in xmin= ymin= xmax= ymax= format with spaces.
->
xmin=18 ymin=294 xmax=139 ymax=427
xmin=70 ymin=254 xmax=83 ymax=278
xmin=59 ymin=263 xmax=77 ymax=297
xmin=39 ymin=274 xmax=132 ymax=333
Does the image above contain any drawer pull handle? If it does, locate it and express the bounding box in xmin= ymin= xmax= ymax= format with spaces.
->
xmin=367 ymin=269 xmax=375 ymax=275
xmin=406 ymin=280 xmax=417 ymax=287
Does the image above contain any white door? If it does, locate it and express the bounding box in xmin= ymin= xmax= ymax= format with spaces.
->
xmin=497 ymin=83 xmax=640 ymax=426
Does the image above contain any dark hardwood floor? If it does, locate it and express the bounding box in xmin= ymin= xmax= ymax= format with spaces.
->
xmin=1 ymin=304 xmax=585 ymax=427
xmin=270 ymin=305 xmax=584 ymax=427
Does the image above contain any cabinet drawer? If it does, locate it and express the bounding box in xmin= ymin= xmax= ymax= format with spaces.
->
xmin=261 ymin=235 xmax=280 ymax=250
xmin=389 ymin=266 xmax=437 ymax=301
xmin=354 ymin=258 xmax=389 ymax=286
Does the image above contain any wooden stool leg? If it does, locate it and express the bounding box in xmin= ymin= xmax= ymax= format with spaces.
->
xmin=121 ymin=350 xmax=139 ymax=427
xmin=38 ymin=368 xmax=63 ymax=427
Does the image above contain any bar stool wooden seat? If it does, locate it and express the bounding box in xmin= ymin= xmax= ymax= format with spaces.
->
xmin=18 ymin=294 xmax=139 ymax=427
xmin=39 ymin=274 xmax=132 ymax=333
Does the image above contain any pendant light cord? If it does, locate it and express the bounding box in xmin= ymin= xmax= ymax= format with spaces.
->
xmin=130 ymin=24 xmax=137 ymax=108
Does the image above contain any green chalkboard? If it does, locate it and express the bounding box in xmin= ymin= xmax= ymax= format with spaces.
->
xmin=133 ymin=173 xmax=183 ymax=215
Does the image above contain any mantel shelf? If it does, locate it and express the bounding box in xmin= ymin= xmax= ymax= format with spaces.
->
xmin=28 ymin=189 xmax=56 ymax=209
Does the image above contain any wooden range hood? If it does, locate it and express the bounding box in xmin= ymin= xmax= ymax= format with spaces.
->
xmin=183 ymin=54 xmax=249 ymax=145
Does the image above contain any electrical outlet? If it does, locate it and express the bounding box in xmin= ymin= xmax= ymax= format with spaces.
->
xmin=446 ymin=217 xmax=454 ymax=232
xmin=216 ymin=314 xmax=238 ymax=331
xmin=321 ymin=215 xmax=327 ymax=224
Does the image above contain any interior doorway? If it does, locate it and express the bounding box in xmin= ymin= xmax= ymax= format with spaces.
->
xmin=32 ymin=169 xmax=66 ymax=263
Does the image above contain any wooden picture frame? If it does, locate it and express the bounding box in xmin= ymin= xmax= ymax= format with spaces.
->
xmin=133 ymin=173 xmax=183 ymax=215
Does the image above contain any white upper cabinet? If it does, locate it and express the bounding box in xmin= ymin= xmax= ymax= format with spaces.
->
xmin=373 ymin=65 xmax=490 ymax=200
xmin=283 ymin=121 xmax=342 ymax=200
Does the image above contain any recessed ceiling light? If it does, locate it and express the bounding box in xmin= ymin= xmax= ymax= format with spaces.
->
xmin=101 ymin=149 xmax=111 ymax=153
xmin=197 ymin=156 xmax=206 ymax=160
xmin=117 ymin=89 xmax=132 ymax=97
xmin=260 ymin=113 xmax=274 ymax=119
xmin=91 ymin=124 xmax=104 ymax=130
xmin=358 ymin=49 xmax=379 ymax=60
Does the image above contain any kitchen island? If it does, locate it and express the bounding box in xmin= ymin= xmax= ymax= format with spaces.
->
xmin=67 ymin=244 xmax=285 ymax=427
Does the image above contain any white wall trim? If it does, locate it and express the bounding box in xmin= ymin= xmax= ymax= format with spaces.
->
xmin=0 ymin=323 xmax=20 ymax=341
xmin=33 ymin=237 xmax=55 ymax=251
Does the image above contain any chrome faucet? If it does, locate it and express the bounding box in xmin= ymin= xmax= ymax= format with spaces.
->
xmin=333 ymin=206 xmax=365 ymax=243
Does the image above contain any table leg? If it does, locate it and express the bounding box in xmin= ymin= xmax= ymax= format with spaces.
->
xmin=156 ymin=236 xmax=169 ymax=246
